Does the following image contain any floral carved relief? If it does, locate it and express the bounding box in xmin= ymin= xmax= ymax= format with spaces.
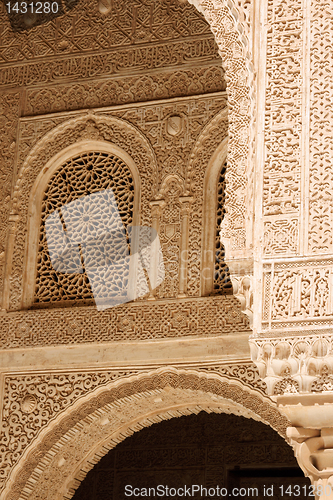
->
xmin=308 ymin=0 xmax=333 ymax=254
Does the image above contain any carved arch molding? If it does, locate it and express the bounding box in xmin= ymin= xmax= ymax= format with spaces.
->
xmin=187 ymin=0 xmax=254 ymax=265
xmin=0 ymin=368 xmax=289 ymax=500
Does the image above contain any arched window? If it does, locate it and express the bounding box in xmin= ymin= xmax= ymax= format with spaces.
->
xmin=34 ymin=151 xmax=135 ymax=307
xmin=201 ymin=140 xmax=232 ymax=296
xmin=213 ymin=161 xmax=232 ymax=294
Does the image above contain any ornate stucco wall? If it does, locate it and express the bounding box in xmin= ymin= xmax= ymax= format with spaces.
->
xmin=1 ymin=0 xmax=333 ymax=497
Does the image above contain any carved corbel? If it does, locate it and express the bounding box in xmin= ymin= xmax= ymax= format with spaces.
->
xmin=232 ymin=275 xmax=253 ymax=327
xmin=287 ymin=427 xmax=333 ymax=499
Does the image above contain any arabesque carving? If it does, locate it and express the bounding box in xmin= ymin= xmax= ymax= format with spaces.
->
xmin=0 ymin=295 xmax=250 ymax=349
xmin=308 ymin=0 xmax=333 ymax=254
xmin=0 ymin=91 xmax=20 ymax=307
xmin=8 ymin=114 xmax=156 ymax=310
xmin=187 ymin=0 xmax=253 ymax=263
xmin=263 ymin=0 xmax=303 ymax=258
xmin=0 ymin=1 xmax=259 ymax=498
xmin=24 ymin=67 xmax=226 ymax=115
xmin=262 ymin=259 xmax=333 ymax=332
xmin=8 ymin=93 xmax=233 ymax=310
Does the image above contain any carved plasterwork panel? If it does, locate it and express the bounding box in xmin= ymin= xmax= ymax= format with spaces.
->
xmin=264 ymin=218 xmax=299 ymax=257
xmin=186 ymin=0 xmax=253 ymax=261
xmin=0 ymin=369 xmax=141 ymax=488
xmin=262 ymin=259 xmax=333 ymax=332
xmin=263 ymin=0 xmax=303 ymax=257
xmin=7 ymin=93 xmax=229 ymax=310
xmin=0 ymin=295 xmax=249 ymax=349
xmin=111 ymin=95 xmax=227 ymax=190
xmin=8 ymin=114 xmax=156 ymax=310
xmin=0 ymin=367 xmax=288 ymax=499
xmin=308 ymin=0 xmax=333 ymax=254
xmin=1 ymin=0 xmax=254 ymax=294
xmin=0 ymin=0 xmax=218 ymax=67
xmin=24 ymin=67 xmax=226 ymax=116
xmin=111 ymin=99 xmax=229 ymax=297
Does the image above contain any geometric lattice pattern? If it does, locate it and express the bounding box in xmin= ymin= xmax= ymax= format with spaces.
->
xmin=34 ymin=152 xmax=134 ymax=306
xmin=213 ymin=162 xmax=232 ymax=294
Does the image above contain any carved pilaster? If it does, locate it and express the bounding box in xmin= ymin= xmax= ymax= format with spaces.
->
xmin=148 ymin=201 xmax=163 ymax=300
xmin=2 ymin=214 xmax=19 ymax=311
xmin=178 ymin=196 xmax=193 ymax=298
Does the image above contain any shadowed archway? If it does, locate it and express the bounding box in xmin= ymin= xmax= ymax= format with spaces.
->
xmin=72 ymin=411 xmax=310 ymax=500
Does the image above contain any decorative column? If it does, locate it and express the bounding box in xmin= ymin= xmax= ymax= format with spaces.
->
xmin=147 ymin=201 xmax=163 ymax=300
xmin=178 ymin=196 xmax=193 ymax=298
xmin=2 ymin=213 xmax=19 ymax=311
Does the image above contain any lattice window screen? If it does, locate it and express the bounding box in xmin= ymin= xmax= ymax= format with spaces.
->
xmin=213 ymin=162 xmax=232 ymax=294
xmin=34 ymin=152 xmax=134 ymax=307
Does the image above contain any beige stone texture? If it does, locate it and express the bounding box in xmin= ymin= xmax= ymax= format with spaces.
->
xmin=1 ymin=0 xmax=333 ymax=497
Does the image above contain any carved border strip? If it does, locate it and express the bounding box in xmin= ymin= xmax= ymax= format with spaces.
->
xmin=0 ymin=296 xmax=250 ymax=349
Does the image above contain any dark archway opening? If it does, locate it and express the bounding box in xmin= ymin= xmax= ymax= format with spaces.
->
xmin=72 ymin=412 xmax=310 ymax=500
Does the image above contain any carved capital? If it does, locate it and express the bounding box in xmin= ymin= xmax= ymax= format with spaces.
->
xmin=150 ymin=201 xmax=163 ymax=220
xmin=250 ymin=335 xmax=333 ymax=397
xmin=179 ymin=196 xmax=194 ymax=217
